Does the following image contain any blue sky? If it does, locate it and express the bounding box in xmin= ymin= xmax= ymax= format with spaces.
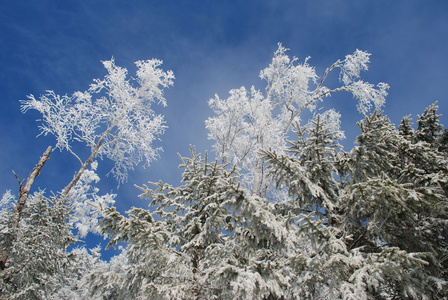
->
xmin=1 ymin=0 xmax=447 ymax=257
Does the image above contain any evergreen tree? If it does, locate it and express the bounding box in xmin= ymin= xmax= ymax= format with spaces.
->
xmin=398 ymin=114 xmax=414 ymax=141
xmin=261 ymin=110 xmax=344 ymax=219
xmin=94 ymin=148 xmax=294 ymax=299
xmin=339 ymin=109 xmax=448 ymax=298
xmin=261 ymin=108 xmax=448 ymax=299
xmin=0 ymin=192 xmax=74 ymax=299
xmin=416 ymin=102 xmax=443 ymax=146
xmin=260 ymin=112 xmax=358 ymax=299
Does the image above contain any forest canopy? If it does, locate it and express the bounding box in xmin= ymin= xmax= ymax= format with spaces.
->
xmin=1 ymin=45 xmax=447 ymax=299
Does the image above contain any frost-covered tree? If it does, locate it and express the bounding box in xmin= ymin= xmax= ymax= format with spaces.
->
xmin=94 ymin=148 xmax=295 ymax=299
xmin=338 ymin=109 xmax=448 ymax=298
xmin=1 ymin=57 xmax=174 ymax=298
xmin=0 ymin=146 xmax=52 ymax=273
xmin=21 ymin=58 xmax=174 ymax=191
xmin=0 ymin=164 xmax=116 ymax=299
xmin=398 ymin=114 xmax=414 ymax=140
xmin=260 ymin=111 xmax=354 ymax=298
xmin=206 ymin=44 xmax=388 ymax=197
xmin=259 ymin=106 xmax=448 ymax=299
xmin=415 ymin=102 xmax=443 ymax=146
xmin=262 ymin=110 xmax=344 ymax=217
xmin=0 ymin=192 xmax=74 ymax=299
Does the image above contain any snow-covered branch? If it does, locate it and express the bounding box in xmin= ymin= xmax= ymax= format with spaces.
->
xmin=22 ymin=58 xmax=174 ymax=185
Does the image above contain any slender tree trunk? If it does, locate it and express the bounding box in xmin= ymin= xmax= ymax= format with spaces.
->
xmin=253 ymin=157 xmax=268 ymax=197
xmin=11 ymin=146 xmax=52 ymax=228
xmin=62 ymin=124 xmax=113 ymax=197
xmin=253 ymin=158 xmax=262 ymax=196
xmin=192 ymin=245 xmax=202 ymax=299
xmin=0 ymin=146 xmax=52 ymax=270
xmin=61 ymin=147 xmax=98 ymax=197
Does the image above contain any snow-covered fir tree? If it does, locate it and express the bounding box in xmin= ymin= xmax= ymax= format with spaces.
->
xmin=398 ymin=115 xmax=415 ymax=141
xmin=337 ymin=109 xmax=448 ymax=298
xmin=415 ymin=102 xmax=443 ymax=146
xmin=0 ymin=192 xmax=77 ymax=299
xmin=93 ymin=148 xmax=294 ymax=299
